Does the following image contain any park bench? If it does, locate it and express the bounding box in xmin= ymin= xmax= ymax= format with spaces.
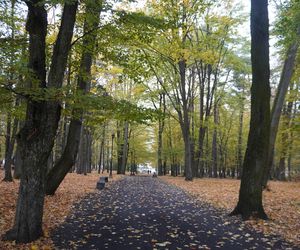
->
xmin=96 ymin=176 xmax=109 ymax=190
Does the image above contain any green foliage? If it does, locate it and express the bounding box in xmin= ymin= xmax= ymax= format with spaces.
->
xmin=274 ymin=0 xmax=300 ymax=49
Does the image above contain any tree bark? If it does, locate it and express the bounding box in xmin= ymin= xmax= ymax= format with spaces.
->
xmin=212 ymin=101 xmax=218 ymax=178
xmin=46 ymin=119 xmax=82 ymax=193
xmin=45 ymin=0 xmax=101 ymax=195
xmin=237 ymin=103 xmax=244 ymax=179
xmin=13 ymin=143 xmax=22 ymax=179
xmin=230 ymin=0 xmax=270 ymax=220
xmin=178 ymin=60 xmax=193 ymax=181
xmin=157 ymin=119 xmax=163 ymax=175
xmin=3 ymin=1 xmax=78 ymax=243
xmin=117 ymin=122 xmax=123 ymax=174
xmin=98 ymin=126 xmax=105 ymax=174
xmin=263 ymin=29 xmax=299 ymax=186
xmin=157 ymin=92 xmax=165 ymax=176
xmin=3 ymin=0 xmax=18 ymax=182
xmin=3 ymin=113 xmax=18 ymax=182
xmin=121 ymin=121 xmax=129 ymax=174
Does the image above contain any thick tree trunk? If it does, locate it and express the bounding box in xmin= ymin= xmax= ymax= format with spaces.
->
xmin=163 ymin=159 xmax=167 ymax=175
xmin=3 ymin=2 xmax=77 ymax=243
xmin=197 ymin=127 xmax=206 ymax=177
xmin=181 ymin=123 xmax=193 ymax=180
xmin=13 ymin=144 xmax=22 ymax=179
xmin=195 ymin=64 xmax=215 ymax=178
xmin=277 ymin=157 xmax=286 ymax=181
xmin=4 ymin=3 xmax=49 ymax=242
xmin=230 ymin=0 xmax=270 ymax=220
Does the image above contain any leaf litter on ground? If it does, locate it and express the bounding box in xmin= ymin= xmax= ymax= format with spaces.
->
xmin=161 ymin=176 xmax=300 ymax=247
xmin=0 ymin=170 xmax=122 ymax=250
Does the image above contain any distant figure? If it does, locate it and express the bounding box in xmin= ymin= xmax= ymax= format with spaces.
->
xmin=152 ymin=172 xmax=157 ymax=178
xmin=150 ymin=170 xmax=152 ymax=174
xmin=147 ymin=170 xmax=150 ymax=174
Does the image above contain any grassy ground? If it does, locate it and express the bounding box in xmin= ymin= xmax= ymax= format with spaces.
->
xmin=0 ymin=170 xmax=122 ymax=250
xmin=161 ymin=175 xmax=300 ymax=247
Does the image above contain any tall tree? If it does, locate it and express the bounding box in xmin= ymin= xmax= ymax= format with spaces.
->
xmin=263 ymin=0 xmax=300 ymax=185
xmin=4 ymin=1 xmax=78 ymax=243
xmin=230 ymin=0 xmax=270 ymax=219
xmin=2 ymin=0 xmax=19 ymax=182
xmin=45 ymin=0 xmax=102 ymax=195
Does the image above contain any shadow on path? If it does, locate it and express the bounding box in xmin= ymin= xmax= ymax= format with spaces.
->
xmin=52 ymin=176 xmax=297 ymax=250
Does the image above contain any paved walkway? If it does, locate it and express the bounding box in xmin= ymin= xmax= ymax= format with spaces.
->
xmin=52 ymin=176 xmax=297 ymax=249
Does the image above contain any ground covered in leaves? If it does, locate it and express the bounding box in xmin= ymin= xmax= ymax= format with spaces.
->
xmin=0 ymin=170 xmax=122 ymax=250
xmin=161 ymin=176 xmax=300 ymax=247
xmin=52 ymin=176 xmax=296 ymax=250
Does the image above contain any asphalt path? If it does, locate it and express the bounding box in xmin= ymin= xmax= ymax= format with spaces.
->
xmin=52 ymin=176 xmax=298 ymax=250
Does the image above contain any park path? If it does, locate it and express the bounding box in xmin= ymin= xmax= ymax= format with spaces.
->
xmin=52 ymin=176 xmax=297 ymax=250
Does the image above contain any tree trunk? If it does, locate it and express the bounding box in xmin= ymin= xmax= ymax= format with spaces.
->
xmin=117 ymin=122 xmax=123 ymax=174
xmin=45 ymin=0 xmax=101 ymax=194
xmin=13 ymin=144 xmax=22 ymax=179
xmin=98 ymin=127 xmax=105 ymax=174
xmin=121 ymin=121 xmax=129 ymax=174
xmin=277 ymin=157 xmax=286 ymax=181
xmin=230 ymin=0 xmax=270 ymax=220
xmin=46 ymin=120 xmax=82 ymax=194
xmin=76 ymin=127 xmax=87 ymax=174
xmin=3 ymin=2 xmax=78 ymax=243
xmin=157 ymin=118 xmax=164 ymax=175
xmin=53 ymin=119 xmax=64 ymax=163
xmin=263 ymin=29 xmax=299 ymax=186
xmin=3 ymin=0 xmax=18 ymax=182
xmin=178 ymin=60 xmax=193 ymax=181
xmin=237 ymin=101 xmax=244 ymax=179
xmin=3 ymin=114 xmax=18 ymax=182
xmin=212 ymin=101 xmax=218 ymax=178
xmin=287 ymin=102 xmax=295 ymax=181
xmin=86 ymin=130 xmax=92 ymax=173
xmin=276 ymin=97 xmax=293 ymax=181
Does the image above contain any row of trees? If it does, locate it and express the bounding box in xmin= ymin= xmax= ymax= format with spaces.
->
xmin=0 ymin=0 xmax=299 ymax=243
